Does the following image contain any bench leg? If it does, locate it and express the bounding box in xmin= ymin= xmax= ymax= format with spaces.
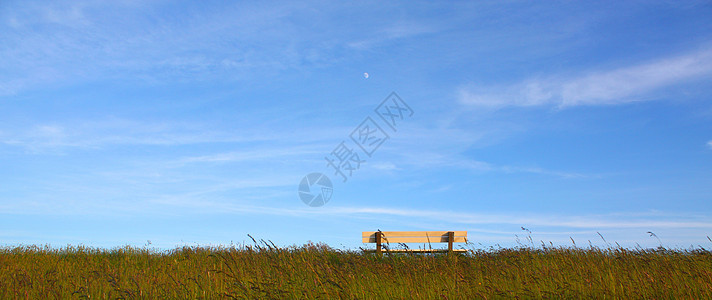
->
xmin=376 ymin=231 xmax=382 ymax=256
xmin=448 ymin=231 xmax=454 ymax=254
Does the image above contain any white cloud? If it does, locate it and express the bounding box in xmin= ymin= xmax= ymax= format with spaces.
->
xmin=708 ymin=140 xmax=712 ymax=149
xmin=0 ymin=118 xmax=344 ymax=153
xmin=147 ymin=202 xmax=712 ymax=230
xmin=369 ymin=162 xmax=399 ymax=171
xmin=346 ymin=207 xmax=712 ymax=229
xmin=459 ymin=47 xmax=712 ymax=108
xmin=347 ymin=21 xmax=436 ymax=50
xmin=5 ymin=189 xmax=710 ymax=232
xmin=178 ymin=147 xmax=323 ymax=164
xmin=0 ymin=1 xmax=440 ymax=96
xmin=391 ymin=147 xmax=588 ymax=178
xmin=0 ymin=2 xmax=306 ymax=94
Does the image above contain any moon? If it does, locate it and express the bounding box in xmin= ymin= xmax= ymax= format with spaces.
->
xmin=363 ymin=72 xmax=369 ymax=79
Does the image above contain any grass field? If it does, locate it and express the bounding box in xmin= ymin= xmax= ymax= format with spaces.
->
xmin=1 ymin=239 xmax=711 ymax=299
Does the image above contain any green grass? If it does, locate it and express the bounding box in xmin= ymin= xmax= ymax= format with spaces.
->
xmin=1 ymin=241 xmax=711 ymax=299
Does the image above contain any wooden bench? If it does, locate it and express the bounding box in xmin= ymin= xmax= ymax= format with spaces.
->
xmin=362 ymin=231 xmax=468 ymax=254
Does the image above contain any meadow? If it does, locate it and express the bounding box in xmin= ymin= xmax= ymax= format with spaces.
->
xmin=1 ymin=238 xmax=711 ymax=299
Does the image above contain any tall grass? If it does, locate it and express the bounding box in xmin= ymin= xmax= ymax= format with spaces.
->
xmin=0 ymin=241 xmax=710 ymax=298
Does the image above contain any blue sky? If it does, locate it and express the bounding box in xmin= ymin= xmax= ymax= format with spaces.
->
xmin=1 ymin=1 xmax=712 ymax=250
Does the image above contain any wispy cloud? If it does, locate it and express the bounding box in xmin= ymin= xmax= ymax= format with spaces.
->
xmin=459 ymin=47 xmax=712 ymax=108
xmin=388 ymin=146 xmax=589 ymax=179
xmin=178 ymin=147 xmax=324 ymax=164
xmin=0 ymin=1 xmax=439 ymax=96
xmin=708 ymin=140 xmax=712 ymax=150
xmin=0 ymin=2 xmax=311 ymax=94
xmin=347 ymin=21 xmax=436 ymax=50
xmin=139 ymin=200 xmax=712 ymax=230
xmin=326 ymin=206 xmax=712 ymax=229
xmin=5 ymin=188 xmax=710 ymax=232
xmin=0 ymin=118 xmax=343 ymax=153
xmin=0 ymin=121 xmax=219 ymax=152
xmin=364 ymin=121 xmax=590 ymax=179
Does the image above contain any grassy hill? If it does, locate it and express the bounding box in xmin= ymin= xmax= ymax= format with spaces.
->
xmin=1 ymin=241 xmax=711 ymax=298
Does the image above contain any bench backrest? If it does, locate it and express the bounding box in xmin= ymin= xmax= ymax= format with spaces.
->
xmin=362 ymin=231 xmax=467 ymax=244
